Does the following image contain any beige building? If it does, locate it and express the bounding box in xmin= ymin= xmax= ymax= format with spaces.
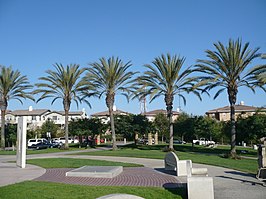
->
xmin=143 ymin=109 xmax=179 ymax=122
xmin=3 ymin=106 xmax=87 ymax=129
xmin=91 ymin=109 xmax=130 ymax=124
xmin=206 ymin=102 xmax=266 ymax=121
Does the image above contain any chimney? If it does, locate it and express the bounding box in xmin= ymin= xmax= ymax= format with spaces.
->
xmin=240 ymin=101 xmax=244 ymax=105
xmin=29 ymin=106 xmax=33 ymax=111
xmin=113 ymin=105 xmax=117 ymax=111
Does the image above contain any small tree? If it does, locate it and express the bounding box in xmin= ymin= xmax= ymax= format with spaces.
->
xmin=5 ymin=124 xmax=17 ymax=150
xmin=153 ymin=113 xmax=169 ymax=142
xmin=40 ymin=120 xmax=59 ymax=139
xmin=237 ymin=114 xmax=266 ymax=145
xmin=174 ymin=113 xmax=196 ymax=143
xmin=114 ymin=115 xmax=134 ymax=140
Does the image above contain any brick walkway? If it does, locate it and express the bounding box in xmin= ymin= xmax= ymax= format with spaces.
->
xmin=34 ymin=167 xmax=183 ymax=188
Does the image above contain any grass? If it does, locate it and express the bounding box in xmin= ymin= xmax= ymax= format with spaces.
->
xmin=0 ymin=181 xmax=186 ymax=199
xmin=71 ymin=144 xmax=258 ymax=174
xmin=26 ymin=158 xmax=143 ymax=168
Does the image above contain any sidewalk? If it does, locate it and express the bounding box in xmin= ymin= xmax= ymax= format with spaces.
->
xmin=0 ymin=149 xmax=266 ymax=199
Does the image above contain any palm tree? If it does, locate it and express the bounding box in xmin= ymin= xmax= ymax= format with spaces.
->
xmin=0 ymin=66 xmax=33 ymax=149
xmin=195 ymin=39 xmax=266 ymax=157
xmin=34 ymin=63 xmax=89 ymax=149
xmin=83 ymin=57 xmax=136 ymax=150
xmin=137 ymin=53 xmax=200 ymax=151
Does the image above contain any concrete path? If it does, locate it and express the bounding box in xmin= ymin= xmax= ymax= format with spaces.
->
xmin=0 ymin=148 xmax=266 ymax=199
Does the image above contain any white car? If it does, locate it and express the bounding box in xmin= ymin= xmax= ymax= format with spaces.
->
xmin=193 ymin=138 xmax=215 ymax=146
xmin=27 ymin=138 xmax=47 ymax=147
xmin=59 ymin=137 xmax=79 ymax=144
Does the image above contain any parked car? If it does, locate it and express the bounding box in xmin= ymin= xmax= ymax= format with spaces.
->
xmin=166 ymin=140 xmax=186 ymax=144
xmin=138 ymin=138 xmax=155 ymax=145
xmin=193 ymin=138 xmax=215 ymax=146
xmin=59 ymin=137 xmax=79 ymax=144
xmin=27 ymin=138 xmax=47 ymax=147
xmin=173 ymin=140 xmax=186 ymax=144
xmin=28 ymin=140 xmax=53 ymax=150
xmin=52 ymin=138 xmax=60 ymax=143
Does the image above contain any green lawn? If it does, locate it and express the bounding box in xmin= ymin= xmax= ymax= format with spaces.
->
xmin=71 ymin=144 xmax=258 ymax=174
xmin=0 ymin=181 xmax=186 ymax=199
xmin=27 ymin=158 xmax=143 ymax=168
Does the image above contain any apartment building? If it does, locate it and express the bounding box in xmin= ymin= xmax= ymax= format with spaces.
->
xmin=143 ymin=109 xmax=179 ymax=122
xmin=206 ymin=102 xmax=266 ymax=121
xmin=3 ymin=106 xmax=87 ymax=128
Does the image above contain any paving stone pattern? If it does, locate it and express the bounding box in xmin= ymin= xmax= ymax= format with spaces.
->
xmin=34 ymin=167 xmax=183 ymax=188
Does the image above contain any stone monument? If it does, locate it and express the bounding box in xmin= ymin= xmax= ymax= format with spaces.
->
xmin=154 ymin=132 xmax=158 ymax=145
xmin=148 ymin=133 xmax=152 ymax=145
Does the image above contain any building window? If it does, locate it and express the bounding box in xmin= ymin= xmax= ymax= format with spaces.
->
xmin=53 ymin=116 xmax=57 ymax=121
xmin=32 ymin=116 xmax=36 ymax=121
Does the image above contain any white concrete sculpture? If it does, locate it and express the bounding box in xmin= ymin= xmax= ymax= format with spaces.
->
xmin=16 ymin=116 xmax=27 ymax=168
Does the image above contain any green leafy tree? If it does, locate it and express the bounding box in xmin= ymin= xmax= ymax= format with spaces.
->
xmin=5 ymin=124 xmax=17 ymax=150
xmin=137 ymin=53 xmax=200 ymax=150
xmin=237 ymin=114 xmax=266 ymax=145
xmin=40 ymin=120 xmax=59 ymax=138
xmin=69 ymin=118 xmax=107 ymax=140
xmin=195 ymin=39 xmax=266 ymax=157
xmin=174 ymin=112 xmax=193 ymax=142
xmin=0 ymin=66 xmax=33 ymax=149
xmin=132 ymin=114 xmax=152 ymax=141
xmin=114 ymin=115 xmax=134 ymax=139
xmin=34 ymin=63 xmax=89 ymax=149
xmin=83 ymin=57 xmax=136 ymax=150
xmin=153 ymin=113 xmax=169 ymax=142
xmin=193 ymin=116 xmax=221 ymax=141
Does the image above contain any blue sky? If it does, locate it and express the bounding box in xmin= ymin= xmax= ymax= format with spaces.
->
xmin=0 ymin=0 xmax=265 ymax=116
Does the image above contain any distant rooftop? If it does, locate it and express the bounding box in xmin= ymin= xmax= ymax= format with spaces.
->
xmin=143 ymin=109 xmax=179 ymax=116
xmin=10 ymin=109 xmax=50 ymax=116
xmin=206 ymin=104 xmax=266 ymax=114
xmin=91 ymin=109 xmax=130 ymax=117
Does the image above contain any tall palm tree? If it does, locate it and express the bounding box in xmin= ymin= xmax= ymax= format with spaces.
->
xmin=195 ymin=39 xmax=266 ymax=157
xmin=0 ymin=66 xmax=34 ymax=149
xmin=83 ymin=57 xmax=136 ymax=150
xmin=34 ymin=63 xmax=89 ymax=149
xmin=137 ymin=53 xmax=200 ymax=151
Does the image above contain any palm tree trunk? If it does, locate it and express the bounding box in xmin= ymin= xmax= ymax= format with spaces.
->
xmin=1 ymin=109 xmax=6 ymax=149
xmin=169 ymin=115 xmax=174 ymax=150
xmin=109 ymin=107 xmax=117 ymax=150
xmin=165 ymin=94 xmax=174 ymax=151
xmin=63 ymin=98 xmax=70 ymax=150
xmin=230 ymin=103 xmax=236 ymax=157
xmin=106 ymin=93 xmax=117 ymax=150
xmin=64 ymin=110 xmax=69 ymax=150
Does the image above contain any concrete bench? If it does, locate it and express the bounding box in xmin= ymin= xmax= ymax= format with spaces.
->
xmin=164 ymin=152 xmax=208 ymax=176
xmin=186 ymin=160 xmax=208 ymax=177
xmin=187 ymin=176 xmax=214 ymax=199
xmin=164 ymin=151 xmax=189 ymax=176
